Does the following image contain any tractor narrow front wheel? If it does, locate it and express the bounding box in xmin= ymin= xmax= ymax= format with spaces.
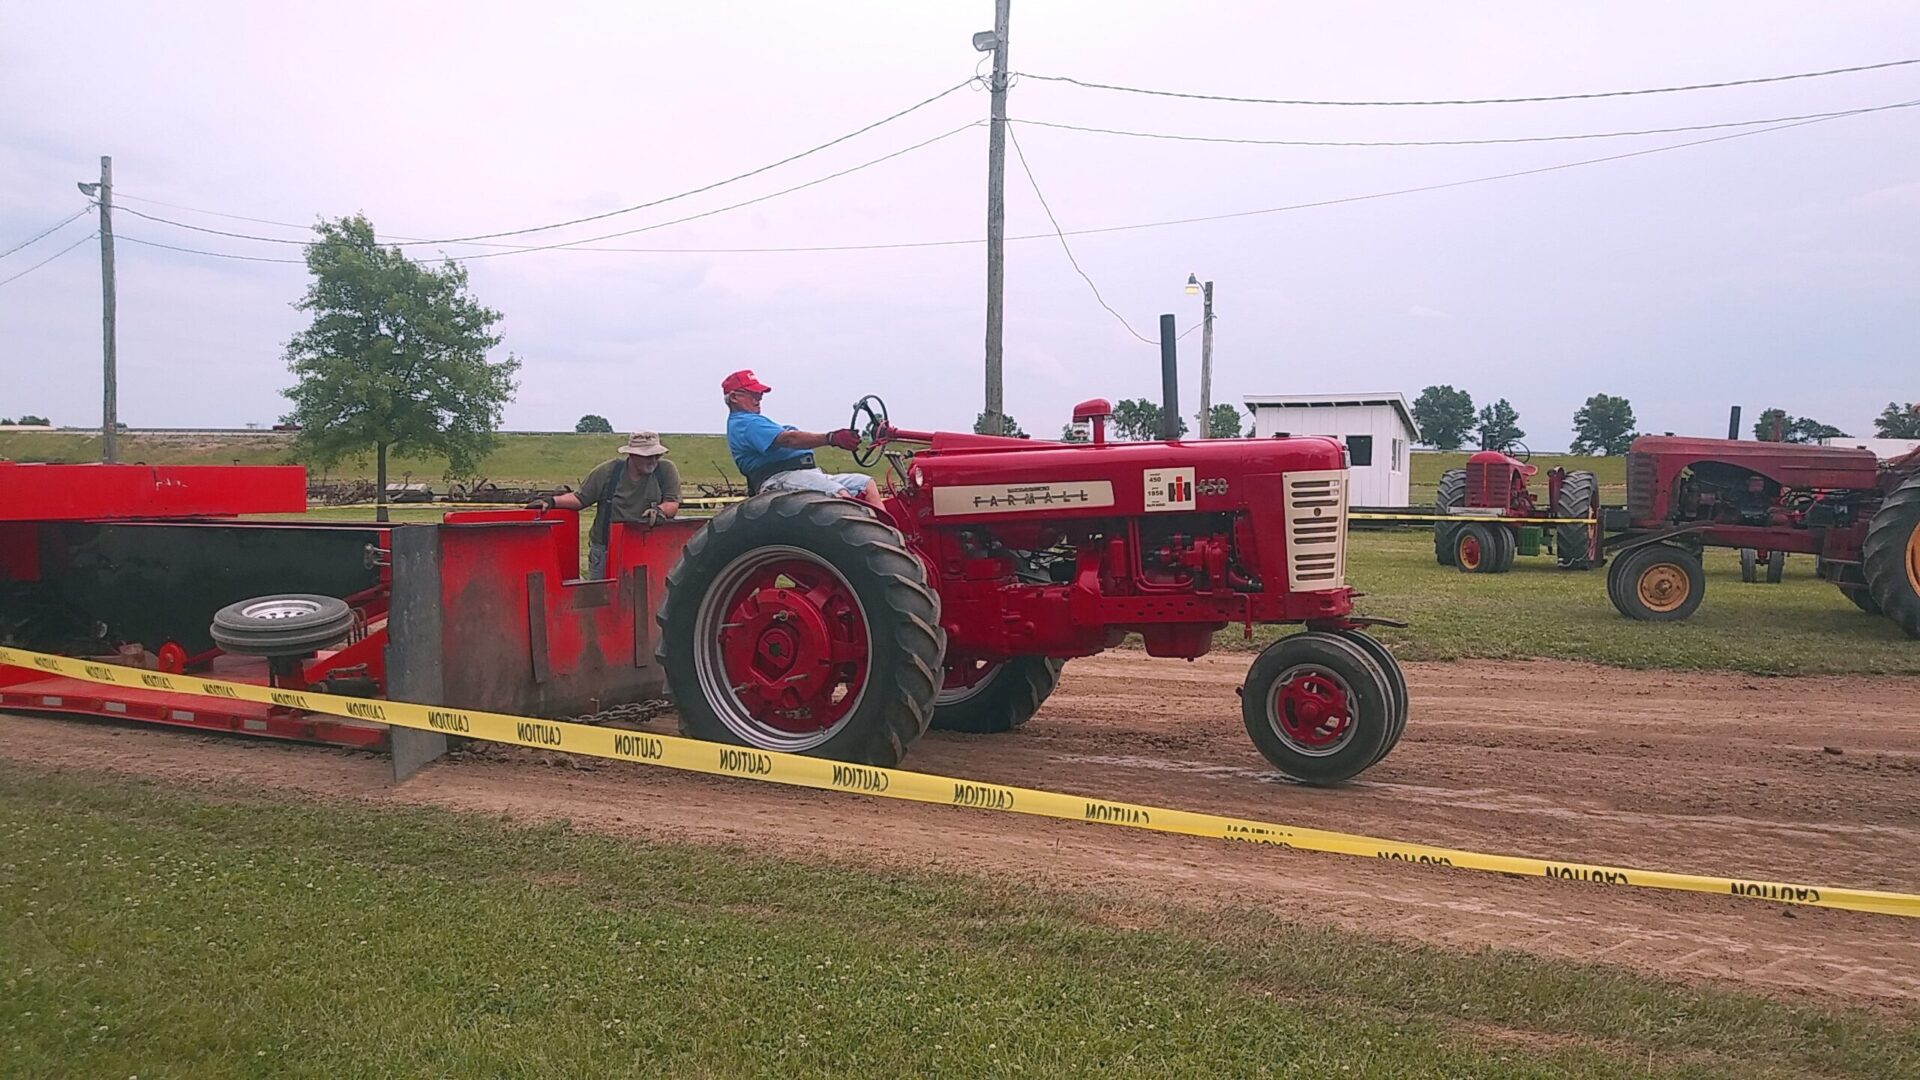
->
xmin=930 ymin=656 xmax=1065 ymax=734
xmin=1330 ymin=629 xmax=1408 ymax=766
xmin=1862 ymin=474 xmax=1920 ymax=638
xmin=1608 ymin=544 xmax=1706 ymax=622
xmin=1241 ymin=632 xmax=1393 ymax=784
xmin=658 ymin=492 xmax=945 ymax=766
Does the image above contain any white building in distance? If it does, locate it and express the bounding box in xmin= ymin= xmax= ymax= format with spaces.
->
xmin=1245 ymin=393 xmax=1420 ymax=507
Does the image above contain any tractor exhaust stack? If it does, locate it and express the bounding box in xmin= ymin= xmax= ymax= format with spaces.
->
xmin=1159 ymin=313 xmax=1180 ymax=440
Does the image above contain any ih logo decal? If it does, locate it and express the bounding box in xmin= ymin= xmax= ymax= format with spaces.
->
xmin=1143 ymin=467 xmax=1196 ymax=512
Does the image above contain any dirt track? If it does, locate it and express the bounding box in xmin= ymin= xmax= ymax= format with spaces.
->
xmin=6 ymin=653 xmax=1920 ymax=1002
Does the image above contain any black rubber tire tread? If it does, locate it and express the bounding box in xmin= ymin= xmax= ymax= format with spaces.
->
xmin=1553 ymin=471 xmax=1598 ymax=570
xmin=1453 ymin=522 xmax=1502 ymax=574
xmin=1491 ymin=525 xmax=1517 ymax=573
xmin=1862 ymin=474 xmax=1920 ymax=638
xmin=1330 ymin=629 xmax=1407 ymax=766
xmin=1607 ymin=543 xmax=1706 ymax=622
xmin=1827 ymin=561 xmax=1883 ymax=614
xmin=930 ymin=657 xmax=1066 ymax=734
xmin=1739 ymin=549 xmax=1758 ymax=583
xmin=209 ymin=594 xmax=354 ymax=655
xmin=1766 ymin=549 xmax=1786 ymax=585
xmin=1241 ymin=632 xmax=1392 ymax=785
xmin=656 ymin=491 xmax=945 ymax=766
xmin=1433 ymin=469 xmax=1467 ymax=566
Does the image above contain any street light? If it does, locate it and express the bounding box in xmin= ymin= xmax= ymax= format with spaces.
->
xmin=1185 ymin=274 xmax=1214 ymax=436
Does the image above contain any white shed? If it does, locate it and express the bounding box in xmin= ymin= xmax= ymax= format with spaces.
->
xmin=1244 ymin=393 xmax=1420 ymax=507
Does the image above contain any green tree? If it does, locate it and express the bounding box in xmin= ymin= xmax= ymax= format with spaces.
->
xmin=1110 ymin=398 xmax=1187 ymax=441
xmin=1411 ymin=386 xmax=1475 ymax=450
xmin=973 ymin=412 xmax=1027 ymax=438
xmin=1475 ymin=399 xmax=1525 ymax=452
xmin=281 ymin=215 xmax=519 ymax=522
xmin=15 ymin=414 xmax=48 ymax=426
xmin=1754 ymin=408 xmax=1846 ymax=443
xmin=1873 ymin=402 xmax=1920 ymax=438
xmin=1198 ymin=403 xmax=1244 ymax=438
xmin=1570 ymin=393 xmax=1636 ymax=456
xmin=575 ymin=414 xmax=613 ymax=434
xmin=1059 ymin=423 xmax=1089 ymax=443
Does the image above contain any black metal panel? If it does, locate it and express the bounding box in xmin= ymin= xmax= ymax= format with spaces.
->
xmin=29 ymin=521 xmax=384 ymax=654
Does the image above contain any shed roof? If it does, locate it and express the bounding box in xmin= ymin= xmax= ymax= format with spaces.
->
xmin=1243 ymin=393 xmax=1419 ymax=441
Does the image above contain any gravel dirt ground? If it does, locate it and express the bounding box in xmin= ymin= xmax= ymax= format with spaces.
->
xmin=6 ymin=651 xmax=1918 ymax=1003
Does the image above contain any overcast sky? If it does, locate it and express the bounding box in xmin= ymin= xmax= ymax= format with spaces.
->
xmin=3 ymin=2 xmax=1916 ymax=449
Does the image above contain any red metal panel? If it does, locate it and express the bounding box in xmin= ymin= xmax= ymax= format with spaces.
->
xmin=0 ymin=463 xmax=307 ymax=520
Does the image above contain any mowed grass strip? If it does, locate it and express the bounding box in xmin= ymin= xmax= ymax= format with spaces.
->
xmin=2 ymin=763 xmax=1915 ymax=1078
xmin=1331 ymin=531 xmax=1920 ymax=675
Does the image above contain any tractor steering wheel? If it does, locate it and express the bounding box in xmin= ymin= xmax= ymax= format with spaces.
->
xmin=1509 ymin=441 xmax=1532 ymax=464
xmin=848 ymin=395 xmax=889 ymax=468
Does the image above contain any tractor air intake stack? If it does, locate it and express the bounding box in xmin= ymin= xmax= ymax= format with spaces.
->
xmin=1159 ymin=313 xmax=1180 ymax=440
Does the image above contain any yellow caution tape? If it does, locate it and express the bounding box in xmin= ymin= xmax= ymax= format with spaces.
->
xmin=3 ymin=644 xmax=1913 ymax=919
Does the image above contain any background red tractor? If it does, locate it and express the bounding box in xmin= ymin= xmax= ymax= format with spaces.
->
xmin=1433 ymin=450 xmax=1599 ymax=573
xmin=1598 ymin=436 xmax=1920 ymax=635
xmin=657 ymin=397 xmax=1409 ymax=785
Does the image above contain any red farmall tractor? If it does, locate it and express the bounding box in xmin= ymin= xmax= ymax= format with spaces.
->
xmin=1599 ymin=435 xmax=1920 ymax=635
xmin=1432 ymin=450 xmax=1599 ymax=573
xmin=656 ymin=398 xmax=1408 ymax=784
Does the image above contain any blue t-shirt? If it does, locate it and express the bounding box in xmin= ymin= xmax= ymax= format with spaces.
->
xmin=728 ymin=410 xmax=813 ymax=477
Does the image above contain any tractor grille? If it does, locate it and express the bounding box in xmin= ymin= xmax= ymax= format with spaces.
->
xmin=1283 ymin=469 xmax=1347 ymax=592
xmin=1627 ymin=452 xmax=1657 ymax=520
xmin=1465 ymin=461 xmax=1501 ymax=508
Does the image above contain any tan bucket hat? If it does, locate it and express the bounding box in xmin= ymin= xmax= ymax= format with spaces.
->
xmin=616 ymin=431 xmax=670 ymax=457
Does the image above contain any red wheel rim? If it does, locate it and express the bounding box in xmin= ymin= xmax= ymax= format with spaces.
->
xmin=1266 ymin=665 xmax=1356 ymax=757
xmin=695 ymin=547 xmax=871 ymax=751
xmin=1459 ymin=534 xmax=1483 ymax=569
xmin=936 ymin=658 xmax=1002 ymax=705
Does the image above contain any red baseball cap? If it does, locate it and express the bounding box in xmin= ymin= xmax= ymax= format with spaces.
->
xmin=721 ymin=369 xmax=771 ymax=394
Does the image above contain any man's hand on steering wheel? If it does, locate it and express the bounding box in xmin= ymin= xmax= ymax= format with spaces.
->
xmin=847 ymin=395 xmax=889 ymax=467
xmin=826 ymin=428 xmax=862 ymax=451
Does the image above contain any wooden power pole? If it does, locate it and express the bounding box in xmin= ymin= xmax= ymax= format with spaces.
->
xmin=81 ymin=156 xmax=119 ymax=462
xmin=979 ymin=0 xmax=1011 ymax=435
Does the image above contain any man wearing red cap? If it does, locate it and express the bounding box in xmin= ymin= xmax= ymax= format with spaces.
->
xmin=722 ymin=369 xmax=881 ymax=509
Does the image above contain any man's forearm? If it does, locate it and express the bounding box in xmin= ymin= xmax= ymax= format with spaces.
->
xmin=771 ymin=429 xmax=832 ymax=450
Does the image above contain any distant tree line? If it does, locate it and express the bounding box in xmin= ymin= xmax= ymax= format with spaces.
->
xmin=1409 ymin=386 xmax=1891 ymax=456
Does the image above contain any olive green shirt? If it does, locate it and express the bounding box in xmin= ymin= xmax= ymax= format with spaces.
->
xmin=578 ymin=457 xmax=681 ymax=545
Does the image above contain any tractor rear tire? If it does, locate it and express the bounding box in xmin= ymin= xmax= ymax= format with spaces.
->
xmin=1862 ymin=474 xmax=1920 ymax=638
xmin=1766 ymin=549 xmax=1786 ymax=584
xmin=931 ymin=657 xmax=1065 ymax=734
xmin=1827 ymin=562 xmax=1883 ymax=614
xmin=209 ymin=594 xmax=354 ymax=657
xmin=1433 ymin=469 xmax=1467 ymax=566
xmin=1739 ymin=549 xmax=1758 ymax=583
xmin=657 ymin=492 xmax=945 ymax=767
xmin=1241 ymin=632 xmax=1393 ymax=785
xmin=1554 ymin=471 xmax=1599 ymax=570
xmin=1452 ymin=523 xmax=1502 ymax=574
xmin=1330 ymin=629 xmax=1407 ymax=766
xmin=1608 ymin=544 xmax=1706 ymax=622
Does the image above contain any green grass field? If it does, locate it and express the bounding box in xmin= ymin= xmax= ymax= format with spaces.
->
xmin=4 ymin=763 xmax=1913 ymax=1078
xmin=4 ymin=431 xmax=1615 ymax=498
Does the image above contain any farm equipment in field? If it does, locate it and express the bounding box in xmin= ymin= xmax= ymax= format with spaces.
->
xmin=1597 ymin=436 xmax=1920 ymax=636
xmin=1432 ymin=450 xmax=1599 ymax=573
xmin=656 ymin=395 xmax=1408 ymax=784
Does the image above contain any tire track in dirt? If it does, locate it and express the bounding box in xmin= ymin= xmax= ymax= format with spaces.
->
xmin=5 ymin=653 xmax=1919 ymax=1002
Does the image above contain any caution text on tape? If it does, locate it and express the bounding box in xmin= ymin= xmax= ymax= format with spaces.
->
xmin=1 ymin=645 xmax=1911 ymax=919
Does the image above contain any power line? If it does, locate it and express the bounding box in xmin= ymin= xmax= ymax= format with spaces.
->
xmin=1005 ymin=124 xmax=1156 ymax=345
xmin=113 ymin=122 xmax=982 ymax=261
xmin=1011 ymin=99 xmax=1919 ymax=147
xmin=116 ymin=234 xmax=305 ymax=263
xmin=1016 ymin=56 xmax=1920 ymax=107
xmin=1 ymin=206 xmax=94 ymax=259
xmin=0 ymin=232 xmax=98 ymax=287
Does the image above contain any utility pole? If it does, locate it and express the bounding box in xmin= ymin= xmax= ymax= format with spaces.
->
xmin=1198 ymin=280 xmax=1214 ymax=438
xmin=77 ymin=156 xmax=117 ymax=462
xmin=977 ymin=0 xmax=1011 ymax=435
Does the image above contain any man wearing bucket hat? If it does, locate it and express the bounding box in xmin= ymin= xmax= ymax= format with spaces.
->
xmin=527 ymin=431 xmax=681 ymax=579
xmin=721 ymin=369 xmax=881 ymax=510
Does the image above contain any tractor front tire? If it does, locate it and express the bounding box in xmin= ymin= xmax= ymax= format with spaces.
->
xmin=1862 ymin=474 xmax=1920 ymax=638
xmin=1241 ymin=632 xmax=1393 ymax=785
xmin=1433 ymin=469 xmax=1467 ymax=566
xmin=657 ymin=492 xmax=945 ymax=766
xmin=931 ymin=657 xmax=1065 ymax=734
xmin=1740 ymin=548 xmax=1758 ymax=584
xmin=1608 ymin=544 xmax=1706 ymax=622
xmin=1554 ymin=471 xmax=1599 ymax=570
xmin=1491 ymin=525 xmax=1517 ymax=573
xmin=1766 ymin=549 xmax=1786 ymax=584
xmin=1452 ymin=523 xmax=1501 ymax=574
xmin=1330 ymin=629 xmax=1407 ymax=766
